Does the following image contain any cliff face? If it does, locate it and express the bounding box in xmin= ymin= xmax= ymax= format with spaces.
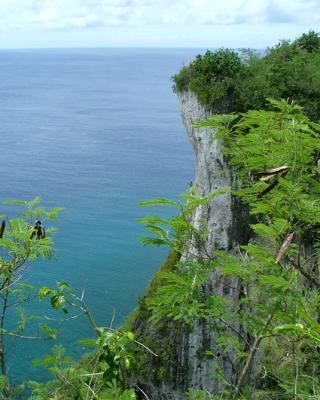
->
xmin=134 ymin=91 xmax=250 ymax=399
xmin=178 ymin=91 xmax=233 ymax=252
xmin=173 ymin=91 xmax=248 ymax=395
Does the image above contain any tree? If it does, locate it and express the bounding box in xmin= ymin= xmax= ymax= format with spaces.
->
xmin=173 ymin=31 xmax=320 ymax=120
xmin=173 ymin=49 xmax=243 ymax=111
xmin=294 ymin=30 xmax=320 ymax=53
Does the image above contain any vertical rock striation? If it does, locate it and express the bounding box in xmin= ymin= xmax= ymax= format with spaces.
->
xmin=134 ymin=91 xmax=251 ymax=399
xmin=174 ymin=91 xmax=247 ymax=396
xmin=178 ymin=90 xmax=233 ymax=252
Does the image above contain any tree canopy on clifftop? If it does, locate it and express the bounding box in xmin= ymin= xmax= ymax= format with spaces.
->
xmin=173 ymin=30 xmax=320 ymax=120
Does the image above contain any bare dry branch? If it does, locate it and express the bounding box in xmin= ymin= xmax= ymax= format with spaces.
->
xmin=276 ymin=232 xmax=295 ymax=264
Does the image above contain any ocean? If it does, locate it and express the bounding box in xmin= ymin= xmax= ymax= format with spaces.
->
xmin=0 ymin=48 xmax=199 ymax=385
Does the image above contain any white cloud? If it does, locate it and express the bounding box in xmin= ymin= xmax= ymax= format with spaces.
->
xmin=0 ymin=0 xmax=318 ymax=48
xmin=0 ymin=0 xmax=319 ymax=32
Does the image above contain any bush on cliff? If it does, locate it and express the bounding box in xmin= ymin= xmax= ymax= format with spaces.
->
xmin=174 ymin=49 xmax=243 ymax=111
xmin=173 ymin=31 xmax=320 ymax=120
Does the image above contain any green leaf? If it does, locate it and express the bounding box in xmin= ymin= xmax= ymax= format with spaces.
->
xmin=139 ymin=198 xmax=178 ymax=207
xmin=38 ymin=287 xmax=55 ymax=299
xmin=273 ymin=323 xmax=304 ymax=334
xmin=138 ymin=237 xmax=169 ymax=247
xmin=144 ymin=225 xmax=168 ymax=238
xmin=3 ymin=200 xmax=29 ymax=206
xmin=126 ymin=332 xmax=135 ymax=341
xmin=259 ymin=275 xmax=291 ymax=290
xmin=137 ymin=216 xmax=171 ymax=226
xmin=76 ymin=338 xmax=97 ymax=348
xmin=18 ymin=283 xmax=35 ymax=291
xmin=45 ymin=207 xmax=64 ymax=220
xmin=40 ymin=324 xmax=59 ymax=340
xmin=194 ymin=113 xmax=237 ymax=129
xmin=57 ymin=282 xmax=72 ymax=292
xmin=27 ymin=196 xmax=42 ymax=208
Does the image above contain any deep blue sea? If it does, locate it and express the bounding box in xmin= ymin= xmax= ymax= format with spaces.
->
xmin=0 ymin=48 xmax=199 ymax=385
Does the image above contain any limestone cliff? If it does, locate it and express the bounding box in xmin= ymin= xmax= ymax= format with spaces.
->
xmin=132 ymin=91 xmax=251 ymax=399
xmin=176 ymin=91 xmax=248 ymax=394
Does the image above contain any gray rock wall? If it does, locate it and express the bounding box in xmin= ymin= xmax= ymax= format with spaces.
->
xmin=135 ymin=91 xmax=250 ymax=399
xmin=175 ymin=91 xmax=243 ymax=395
xmin=178 ymin=91 xmax=233 ymax=253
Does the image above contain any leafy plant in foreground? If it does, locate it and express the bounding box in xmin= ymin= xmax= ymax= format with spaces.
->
xmin=140 ymin=99 xmax=320 ymax=398
xmin=33 ymin=281 xmax=162 ymax=399
xmin=0 ymin=197 xmax=62 ymax=399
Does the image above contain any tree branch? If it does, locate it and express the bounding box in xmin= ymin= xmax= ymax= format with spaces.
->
xmin=233 ymin=315 xmax=273 ymax=399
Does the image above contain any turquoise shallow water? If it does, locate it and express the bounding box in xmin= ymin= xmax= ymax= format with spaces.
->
xmin=0 ymin=48 xmax=199 ymax=384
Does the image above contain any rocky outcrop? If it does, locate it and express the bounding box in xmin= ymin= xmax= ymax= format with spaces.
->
xmin=133 ymin=91 xmax=251 ymax=399
xmin=172 ymin=91 xmax=248 ymax=396
xmin=178 ymin=91 xmax=234 ymax=253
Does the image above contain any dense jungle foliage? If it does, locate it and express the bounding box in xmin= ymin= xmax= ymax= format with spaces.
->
xmin=172 ymin=31 xmax=320 ymax=120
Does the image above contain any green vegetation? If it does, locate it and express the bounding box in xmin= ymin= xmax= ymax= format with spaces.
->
xmin=32 ymin=282 xmax=140 ymax=399
xmin=0 ymin=200 xmax=140 ymax=399
xmin=136 ymin=99 xmax=320 ymax=398
xmin=0 ymin=198 xmax=62 ymax=398
xmin=173 ymin=31 xmax=320 ymax=120
xmin=173 ymin=49 xmax=243 ymax=112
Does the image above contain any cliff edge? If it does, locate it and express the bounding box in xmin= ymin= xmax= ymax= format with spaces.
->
xmin=131 ymin=91 xmax=251 ymax=399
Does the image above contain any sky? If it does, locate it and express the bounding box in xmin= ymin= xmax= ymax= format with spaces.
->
xmin=0 ymin=0 xmax=319 ymax=49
